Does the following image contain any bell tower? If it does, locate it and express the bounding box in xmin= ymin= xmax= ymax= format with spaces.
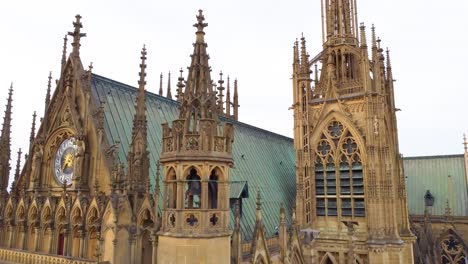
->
xmin=293 ymin=0 xmax=415 ymax=263
xmin=157 ymin=10 xmax=234 ymax=264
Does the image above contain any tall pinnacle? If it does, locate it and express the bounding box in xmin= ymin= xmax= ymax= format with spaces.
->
xmin=13 ymin=148 xmax=22 ymax=186
xmin=0 ymin=84 xmax=13 ymax=195
xmin=45 ymin=72 xmax=52 ymax=109
xmin=136 ymin=45 xmax=147 ymax=120
xmin=1 ymin=84 xmax=13 ymax=143
xmin=159 ymin=73 xmax=163 ymax=96
xmin=29 ymin=111 xmax=37 ymax=150
xmin=167 ymin=71 xmax=172 ymax=99
xmin=68 ymin=15 xmax=86 ymax=57
xmin=61 ymin=35 xmax=68 ymax=72
xmin=180 ymin=10 xmax=217 ymax=127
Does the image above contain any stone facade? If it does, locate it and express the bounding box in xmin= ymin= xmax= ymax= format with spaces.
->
xmin=1 ymin=1 xmax=466 ymax=264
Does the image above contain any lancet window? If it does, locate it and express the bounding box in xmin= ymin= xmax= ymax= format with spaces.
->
xmin=315 ymin=120 xmax=364 ymax=218
xmin=208 ymin=170 xmax=218 ymax=209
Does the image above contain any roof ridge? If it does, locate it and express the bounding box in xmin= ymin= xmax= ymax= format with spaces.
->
xmin=403 ymin=154 xmax=464 ymax=160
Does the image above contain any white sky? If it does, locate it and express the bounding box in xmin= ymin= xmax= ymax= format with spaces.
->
xmin=1 ymin=0 xmax=468 ymax=185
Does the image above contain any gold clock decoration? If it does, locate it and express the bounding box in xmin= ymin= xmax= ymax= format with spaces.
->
xmin=54 ymin=137 xmax=78 ymax=185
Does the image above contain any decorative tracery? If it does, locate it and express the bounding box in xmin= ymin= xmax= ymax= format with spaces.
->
xmin=315 ymin=120 xmax=365 ymax=217
xmin=441 ymin=232 xmax=467 ymax=264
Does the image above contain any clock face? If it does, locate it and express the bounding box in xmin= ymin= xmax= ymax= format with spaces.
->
xmin=54 ymin=137 xmax=77 ymax=185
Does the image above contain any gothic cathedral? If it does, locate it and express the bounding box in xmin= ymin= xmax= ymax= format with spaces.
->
xmin=0 ymin=1 xmax=423 ymax=264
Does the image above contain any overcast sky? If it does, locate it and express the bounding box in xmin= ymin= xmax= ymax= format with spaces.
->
xmin=1 ymin=0 xmax=467 ymax=183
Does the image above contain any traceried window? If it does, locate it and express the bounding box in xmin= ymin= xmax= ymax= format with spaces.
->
xmin=441 ymin=232 xmax=467 ymax=264
xmin=315 ymin=120 xmax=365 ymax=218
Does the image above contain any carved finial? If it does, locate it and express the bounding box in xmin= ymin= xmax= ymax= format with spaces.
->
xmin=176 ymin=68 xmax=184 ymax=102
xmin=359 ymin=23 xmax=367 ymax=49
xmin=61 ymin=35 xmax=68 ymax=72
xmin=217 ymin=71 xmax=225 ymax=113
xmin=256 ymin=190 xmax=262 ymax=221
xmin=155 ymin=160 xmax=161 ymax=194
xmin=463 ymin=134 xmax=467 ymax=152
xmin=371 ymin=24 xmax=377 ymax=48
xmin=167 ymin=71 xmax=172 ymax=99
xmin=13 ymin=148 xmax=22 ymax=186
xmin=159 ymin=73 xmax=163 ymax=96
xmin=68 ymin=15 xmax=86 ymax=57
xmin=194 ymin=9 xmax=208 ymax=36
xmin=29 ymin=111 xmax=37 ymax=148
xmin=45 ymin=72 xmax=52 ymax=109
xmin=88 ymin=62 xmax=93 ymax=72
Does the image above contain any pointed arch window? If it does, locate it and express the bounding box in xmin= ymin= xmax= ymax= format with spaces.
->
xmin=315 ymin=120 xmax=365 ymax=218
xmin=185 ymin=168 xmax=201 ymax=209
xmin=441 ymin=231 xmax=467 ymax=264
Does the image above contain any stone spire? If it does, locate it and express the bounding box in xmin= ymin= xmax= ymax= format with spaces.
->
xmin=179 ymin=9 xmax=218 ymax=129
xmin=29 ymin=111 xmax=37 ymax=151
xmin=67 ymin=15 xmax=86 ymax=57
xmin=166 ymin=71 xmax=172 ymax=99
xmin=127 ymin=45 xmax=150 ymax=194
xmin=226 ymin=76 xmax=231 ymax=117
xmin=300 ymin=36 xmax=310 ymax=75
xmin=233 ymin=79 xmax=239 ymax=121
xmin=45 ymin=72 xmax=52 ymax=109
xmin=0 ymin=84 xmax=13 ymax=197
xmin=12 ymin=148 xmax=22 ymax=189
xmin=159 ymin=73 xmax=163 ymax=96
xmin=61 ymin=35 xmax=68 ymax=72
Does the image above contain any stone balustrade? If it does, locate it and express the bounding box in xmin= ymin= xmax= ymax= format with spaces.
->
xmin=0 ymin=248 xmax=99 ymax=264
xmin=161 ymin=209 xmax=229 ymax=235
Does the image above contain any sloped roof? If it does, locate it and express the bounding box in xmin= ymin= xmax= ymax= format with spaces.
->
xmin=404 ymin=154 xmax=468 ymax=216
xmin=90 ymin=74 xmax=296 ymax=240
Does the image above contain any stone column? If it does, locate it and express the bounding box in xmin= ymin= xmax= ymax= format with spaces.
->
xmin=78 ymin=229 xmax=85 ymax=258
xmin=63 ymin=228 xmax=69 ymax=256
xmin=201 ymin=180 xmax=208 ymax=210
xmin=34 ymin=227 xmax=40 ymax=252
xmin=49 ymin=227 xmax=56 ymax=254
xmin=151 ymin=231 xmax=157 ymax=264
xmin=129 ymin=232 xmax=136 ymax=264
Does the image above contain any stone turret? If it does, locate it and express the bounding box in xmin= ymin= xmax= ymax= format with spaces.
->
xmin=158 ymin=10 xmax=234 ymax=263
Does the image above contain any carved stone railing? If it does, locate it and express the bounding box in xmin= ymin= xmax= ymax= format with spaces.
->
xmin=0 ymin=247 xmax=100 ymax=264
xmin=161 ymin=209 xmax=229 ymax=236
xmin=161 ymin=119 xmax=234 ymax=155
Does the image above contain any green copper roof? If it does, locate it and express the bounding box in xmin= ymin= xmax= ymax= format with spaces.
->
xmin=90 ymin=74 xmax=296 ymax=240
xmin=404 ymin=155 xmax=468 ymax=217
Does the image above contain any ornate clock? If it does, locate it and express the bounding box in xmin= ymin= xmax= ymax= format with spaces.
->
xmin=54 ymin=137 xmax=78 ymax=185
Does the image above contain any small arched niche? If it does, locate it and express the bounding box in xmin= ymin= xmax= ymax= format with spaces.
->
xmin=166 ymin=168 xmax=177 ymax=209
